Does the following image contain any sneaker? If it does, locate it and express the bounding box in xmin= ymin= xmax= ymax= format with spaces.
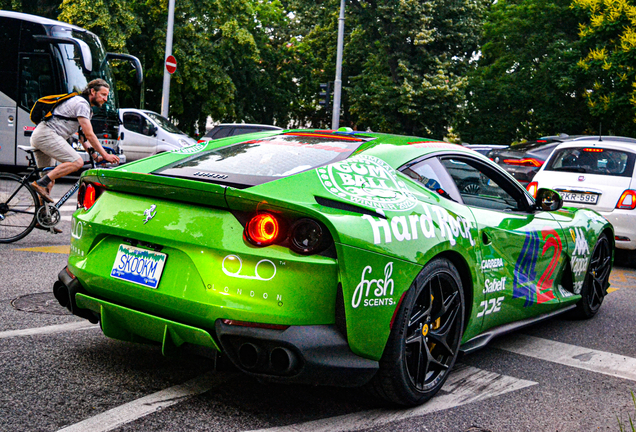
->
xmin=31 ymin=181 xmax=53 ymax=203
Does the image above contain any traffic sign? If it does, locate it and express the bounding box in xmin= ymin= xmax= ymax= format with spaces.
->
xmin=165 ymin=55 xmax=177 ymax=74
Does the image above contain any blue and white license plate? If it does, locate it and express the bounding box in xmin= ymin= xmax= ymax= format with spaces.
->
xmin=110 ymin=244 xmax=167 ymax=289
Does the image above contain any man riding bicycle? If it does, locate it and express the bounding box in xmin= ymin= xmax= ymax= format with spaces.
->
xmin=30 ymin=79 xmax=120 ymax=204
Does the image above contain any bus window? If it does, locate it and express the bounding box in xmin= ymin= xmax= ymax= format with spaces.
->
xmin=0 ymin=17 xmax=20 ymax=103
xmin=18 ymin=54 xmax=55 ymax=111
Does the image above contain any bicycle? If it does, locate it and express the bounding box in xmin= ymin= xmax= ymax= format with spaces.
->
xmin=0 ymin=145 xmax=104 ymax=243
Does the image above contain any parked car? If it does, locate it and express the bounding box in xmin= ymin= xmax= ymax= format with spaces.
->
xmin=529 ymin=136 xmax=636 ymax=251
xmin=118 ymin=109 xmax=197 ymax=161
xmin=54 ymin=130 xmax=613 ymax=407
xmin=200 ymin=123 xmax=282 ymax=142
xmin=487 ymin=138 xmax=563 ymax=187
xmin=488 ymin=135 xmax=636 ymax=187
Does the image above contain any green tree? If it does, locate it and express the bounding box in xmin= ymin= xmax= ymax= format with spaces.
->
xmin=288 ymin=0 xmax=487 ymax=138
xmin=0 ymin=0 xmax=60 ymax=18
xmin=456 ymin=0 xmax=597 ymax=144
xmin=572 ymin=0 xmax=636 ymax=136
xmin=348 ymin=0 xmax=487 ymax=138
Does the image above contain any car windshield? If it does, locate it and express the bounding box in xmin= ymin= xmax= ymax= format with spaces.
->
xmin=49 ymin=25 xmax=118 ymax=117
xmin=546 ymin=147 xmax=636 ymax=177
xmin=156 ymin=132 xmax=370 ymax=187
xmin=145 ymin=111 xmax=183 ymax=134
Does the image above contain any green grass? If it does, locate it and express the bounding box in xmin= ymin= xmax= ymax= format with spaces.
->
xmin=617 ymin=391 xmax=636 ymax=432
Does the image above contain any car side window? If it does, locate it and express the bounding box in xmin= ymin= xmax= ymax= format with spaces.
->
xmin=123 ymin=113 xmax=141 ymax=133
xmin=439 ymin=157 xmax=527 ymax=212
xmin=205 ymin=127 xmax=231 ymax=139
xmin=140 ymin=116 xmax=154 ymax=136
xmin=232 ymin=127 xmax=260 ymax=135
xmin=402 ymin=157 xmax=462 ymax=202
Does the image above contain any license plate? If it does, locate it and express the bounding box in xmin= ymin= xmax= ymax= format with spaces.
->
xmin=110 ymin=244 xmax=167 ymax=289
xmin=559 ymin=191 xmax=599 ymax=204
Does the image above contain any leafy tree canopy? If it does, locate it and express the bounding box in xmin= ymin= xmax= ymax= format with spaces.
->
xmin=572 ymin=0 xmax=636 ymax=136
xmin=456 ymin=0 xmax=598 ymax=144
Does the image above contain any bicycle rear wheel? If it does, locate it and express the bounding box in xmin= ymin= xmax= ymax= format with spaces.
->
xmin=0 ymin=173 xmax=38 ymax=243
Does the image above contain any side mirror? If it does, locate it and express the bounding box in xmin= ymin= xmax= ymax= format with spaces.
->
xmin=535 ymin=188 xmax=563 ymax=211
xmin=149 ymin=125 xmax=158 ymax=136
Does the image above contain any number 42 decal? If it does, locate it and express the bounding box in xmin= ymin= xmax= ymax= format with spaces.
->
xmin=477 ymin=296 xmax=504 ymax=317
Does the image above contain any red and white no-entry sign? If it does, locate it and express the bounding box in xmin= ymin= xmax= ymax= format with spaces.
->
xmin=165 ymin=55 xmax=177 ymax=74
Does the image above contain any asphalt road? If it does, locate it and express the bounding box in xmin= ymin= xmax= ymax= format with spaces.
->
xmin=1 ymin=184 xmax=635 ymax=432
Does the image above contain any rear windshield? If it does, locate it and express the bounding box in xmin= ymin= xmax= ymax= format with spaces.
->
xmin=155 ymin=132 xmax=370 ymax=187
xmin=545 ymin=147 xmax=636 ymax=177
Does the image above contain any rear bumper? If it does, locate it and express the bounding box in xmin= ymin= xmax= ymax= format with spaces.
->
xmin=54 ymin=267 xmax=378 ymax=387
xmin=598 ymin=210 xmax=636 ymax=250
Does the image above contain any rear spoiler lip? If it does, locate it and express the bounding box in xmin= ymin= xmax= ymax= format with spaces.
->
xmin=80 ymin=169 xmax=229 ymax=209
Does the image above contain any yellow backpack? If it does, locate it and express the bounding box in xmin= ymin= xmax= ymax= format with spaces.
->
xmin=29 ymin=91 xmax=80 ymax=124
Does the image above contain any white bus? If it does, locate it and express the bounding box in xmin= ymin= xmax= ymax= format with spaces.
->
xmin=0 ymin=10 xmax=142 ymax=168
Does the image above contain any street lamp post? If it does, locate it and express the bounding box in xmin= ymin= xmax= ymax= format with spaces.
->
xmin=331 ymin=0 xmax=345 ymax=129
xmin=160 ymin=0 xmax=175 ymax=118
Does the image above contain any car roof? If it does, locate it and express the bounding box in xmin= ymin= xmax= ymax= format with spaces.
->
xmin=210 ymin=123 xmax=282 ymax=130
xmin=551 ymin=138 xmax=636 ymax=153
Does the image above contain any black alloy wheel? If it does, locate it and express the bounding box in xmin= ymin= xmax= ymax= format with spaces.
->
xmin=573 ymin=233 xmax=612 ymax=319
xmin=371 ymin=258 xmax=465 ymax=406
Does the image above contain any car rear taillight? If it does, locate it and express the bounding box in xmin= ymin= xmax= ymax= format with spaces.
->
xmin=527 ymin=181 xmax=538 ymax=198
xmin=242 ymin=212 xmax=332 ymax=254
xmin=616 ymin=190 xmax=636 ymax=210
xmin=503 ymin=158 xmax=543 ymax=167
xmin=77 ymin=182 xmax=104 ymax=210
xmin=245 ymin=213 xmax=284 ymax=246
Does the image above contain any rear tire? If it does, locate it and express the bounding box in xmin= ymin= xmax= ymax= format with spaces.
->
xmin=0 ymin=173 xmax=38 ymax=243
xmin=572 ymin=233 xmax=612 ymax=319
xmin=370 ymin=257 xmax=465 ymax=406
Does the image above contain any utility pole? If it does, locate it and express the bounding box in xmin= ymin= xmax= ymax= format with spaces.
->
xmin=331 ymin=0 xmax=345 ymax=129
xmin=160 ymin=0 xmax=175 ymax=118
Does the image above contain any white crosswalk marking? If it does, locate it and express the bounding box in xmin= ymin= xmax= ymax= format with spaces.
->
xmin=7 ymin=321 xmax=631 ymax=432
xmin=0 ymin=322 xmax=96 ymax=339
xmin=244 ymin=365 xmax=536 ymax=432
xmin=56 ymin=372 xmax=227 ymax=432
xmin=493 ymin=334 xmax=636 ymax=382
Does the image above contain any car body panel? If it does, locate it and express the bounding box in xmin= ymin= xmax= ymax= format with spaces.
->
xmin=60 ymin=129 xmax=613 ymax=389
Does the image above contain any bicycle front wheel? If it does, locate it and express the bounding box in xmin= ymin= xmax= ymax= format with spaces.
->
xmin=0 ymin=173 xmax=38 ymax=243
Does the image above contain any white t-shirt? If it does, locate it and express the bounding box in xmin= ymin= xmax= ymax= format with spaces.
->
xmin=45 ymin=95 xmax=92 ymax=140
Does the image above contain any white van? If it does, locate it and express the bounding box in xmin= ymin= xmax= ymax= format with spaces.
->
xmin=118 ymin=108 xmax=197 ymax=161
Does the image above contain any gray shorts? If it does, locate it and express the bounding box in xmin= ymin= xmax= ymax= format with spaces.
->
xmin=30 ymin=122 xmax=81 ymax=168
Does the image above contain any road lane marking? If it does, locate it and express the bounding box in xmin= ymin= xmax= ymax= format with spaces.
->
xmin=56 ymin=372 xmax=224 ymax=432
xmin=15 ymin=245 xmax=70 ymax=254
xmin=244 ymin=364 xmax=536 ymax=432
xmin=0 ymin=321 xmax=96 ymax=339
xmin=494 ymin=334 xmax=636 ymax=382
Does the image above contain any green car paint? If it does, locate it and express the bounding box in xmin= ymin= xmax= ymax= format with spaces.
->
xmin=58 ymin=129 xmax=613 ymax=405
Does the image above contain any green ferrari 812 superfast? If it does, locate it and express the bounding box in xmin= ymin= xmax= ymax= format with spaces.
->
xmin=54 ymin=129 xmax=613 ymax=406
